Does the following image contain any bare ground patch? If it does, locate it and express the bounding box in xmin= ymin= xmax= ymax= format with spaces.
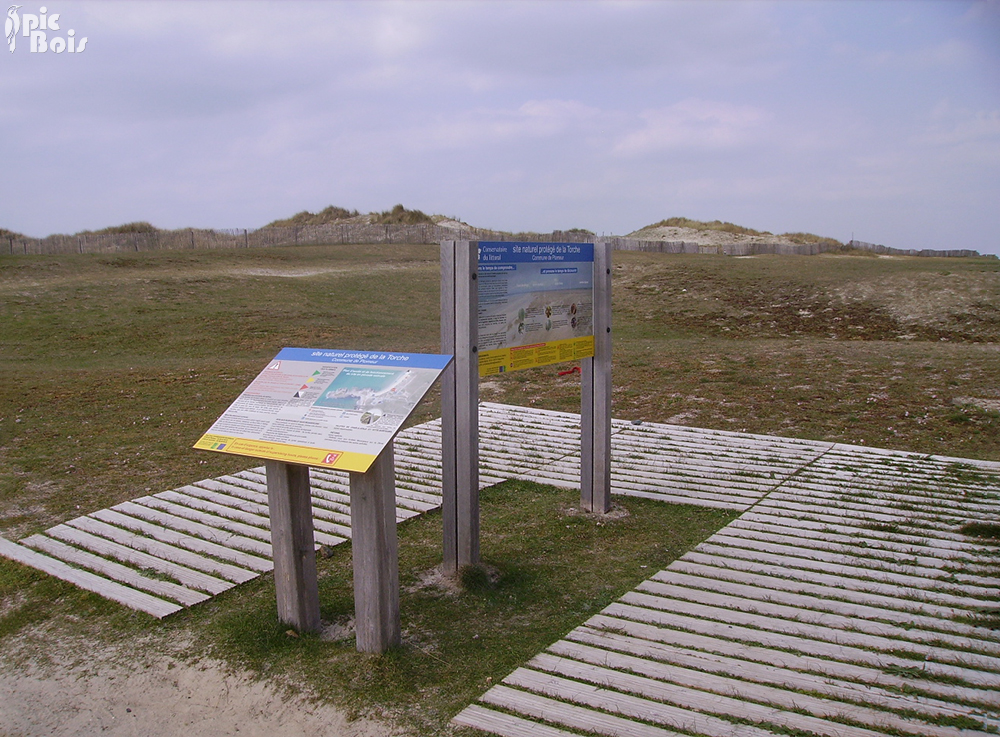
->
xmin=0 ymin=628 xmax=398 ymax=737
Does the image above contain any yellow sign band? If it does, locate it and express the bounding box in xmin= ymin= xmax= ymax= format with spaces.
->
xmin=193 ymin=434 xmax=377 ymax=474
xmin=478 ymin=335 xmax=595 ymax=377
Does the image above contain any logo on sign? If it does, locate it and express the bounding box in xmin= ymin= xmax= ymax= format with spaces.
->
xmin=322 ymin=452 xmax=341 ymax=465
xmin=5 ymin=5 xmax=88 ymax=54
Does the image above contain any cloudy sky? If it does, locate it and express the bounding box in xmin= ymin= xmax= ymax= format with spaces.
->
xmin=2 ymin=1 xmax=998 ymax=253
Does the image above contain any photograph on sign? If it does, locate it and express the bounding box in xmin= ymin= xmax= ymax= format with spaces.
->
xmin=477 ymin=241 xmax=595 ymax=376
xmin=194 ymin=348 xmax=452 ymax=473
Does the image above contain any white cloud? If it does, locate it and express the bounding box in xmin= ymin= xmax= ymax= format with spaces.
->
xmin=860 ymin=37 xmax=977 ymax=71
xmin=613 ymin=99 xmax=771 ymax=156
xmin=386 ymin=99 xmax=608 ymax=154
xmin=920 ymin=102 xmax=1000 ymax=148
xmin=1 ymin=1 xmax=997 ymax=253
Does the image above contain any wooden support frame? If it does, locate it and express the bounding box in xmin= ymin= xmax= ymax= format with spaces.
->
xmin=349 ymin=442 xmax=401 ymax=653
xmin=581 ymin=240 xmax=613 ymax=513
xmin=266 ymin=447 xmax=404 ymax=652
xmin=440 ymin=238 xmax=612 ymax=574
xmin=265 ymin=459 xmax=321 ymax=633
xmin=440 ymin=240 xmax=480 ymax=574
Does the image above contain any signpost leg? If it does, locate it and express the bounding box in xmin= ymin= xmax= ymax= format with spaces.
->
xmin=350 ymin=442 xmax=401 ymax=653
xmin=440 ymin=240 xmax=480 ymax=574
xmin=265 ymin=459 xmax=321 ymax=633
xmin=581 ymin=241 xmax=613 ymax=513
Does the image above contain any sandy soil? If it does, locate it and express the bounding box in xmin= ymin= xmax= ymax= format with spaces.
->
xmin=0 ymin=632 xmax=397 ymax=737
xmin=230 ymin=262 xmax=418 ymax=279
xmin=626 ymin=224 xmax=804 ymax=247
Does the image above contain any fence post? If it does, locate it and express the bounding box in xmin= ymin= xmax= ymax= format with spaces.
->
xmin=440 ymin=240 xmax=480 ymax=574
xmin=580 ymin=240 xmax=613 ymax=513
xmin=265 ymin=459 xmax=321 ymax=633
xmin=350 ymin=442 xmax=401 ymax=652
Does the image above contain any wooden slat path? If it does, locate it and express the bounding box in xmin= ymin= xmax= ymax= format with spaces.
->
xmin=0 ymin=417 xmax=471 ymax=618
xmin=4 ymin=400 xmax=1000 ymax=737
xmin=0 ymin=402 xmax=831 ymax=618
xmin=456 ymin=429 xmax=1000 ymax=737
xmin=477 ymin=403 xmax=834 ymax=509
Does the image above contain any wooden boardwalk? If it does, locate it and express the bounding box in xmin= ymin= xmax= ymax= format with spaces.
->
xmin=3 ymin=402 xmax=1000 ymax=737
xmin=455 ymin=424 xmax=1000 ymax=737
xmin=0 ymin=402 xmax=828 ymax=618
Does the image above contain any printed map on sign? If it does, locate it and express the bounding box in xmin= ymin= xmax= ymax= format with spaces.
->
xmin=194 ymin=348 xmax=452 ymax=473
xmin=314 ymin=365 xmax=433 ymax=418
xmin=477 ymin=241 xmax=595 ymax=376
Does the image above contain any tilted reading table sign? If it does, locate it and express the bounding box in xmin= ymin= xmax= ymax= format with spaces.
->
xmin=195 ymin=348 xmax=453 ymax=652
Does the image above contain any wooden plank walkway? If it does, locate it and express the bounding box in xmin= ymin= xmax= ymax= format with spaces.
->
xmin=0 ymin=415 xmax=455 ymax=618
xmin=3 ymin=402 xmax=1000 ymax=737
xmin=0 ymin=402 xmax=831 ymax=619
xmin=455 ymin=423 xmax=1000 ymax=737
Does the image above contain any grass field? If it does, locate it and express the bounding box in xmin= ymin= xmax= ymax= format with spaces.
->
xmin=1 ymin=244 xmax=998 ymax=734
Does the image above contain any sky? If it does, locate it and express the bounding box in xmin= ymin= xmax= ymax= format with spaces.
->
xmin=2 ymin=0 xmax=999 ymax=254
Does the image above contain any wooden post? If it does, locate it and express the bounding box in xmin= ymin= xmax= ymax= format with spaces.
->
xmin=581 ymin=240 xmax=613 ymax=513
xmin=265 ymin=459 xmax=321 ymax=633
xmin=440 ymin=240 xmax=480 ymax=573
xmin=350 ymin=442 xmax=400 ymax=652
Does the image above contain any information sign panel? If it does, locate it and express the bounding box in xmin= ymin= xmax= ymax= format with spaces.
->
xmin=194 ymin=348 xmax=452 ymax=473
xmin=477 ymin=241 xmax=594 ymax=376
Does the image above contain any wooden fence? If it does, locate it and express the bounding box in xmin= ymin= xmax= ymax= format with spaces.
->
xmin=2 ymin=226 xmax=986 ymax=259
xmin=607 ymin=237 xmax=986 ymax=258
xmin=604 ymin=237 xmax=829 ymax=256
xmin=844 ymin=239 xmax=982 ymax=259
xmin=3 ymin=224 xmax=596 ymax=256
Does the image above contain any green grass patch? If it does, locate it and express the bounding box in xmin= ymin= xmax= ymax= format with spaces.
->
xmin=961 ymin=522 xmax=1000 ymax=543
xmin=14 ymin=482 xmax=730 ymax=733
xmin=2 ymin=244 xmax=1000 ymax=733
xmin=4 ymin=247 xmax=998 ymax=543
